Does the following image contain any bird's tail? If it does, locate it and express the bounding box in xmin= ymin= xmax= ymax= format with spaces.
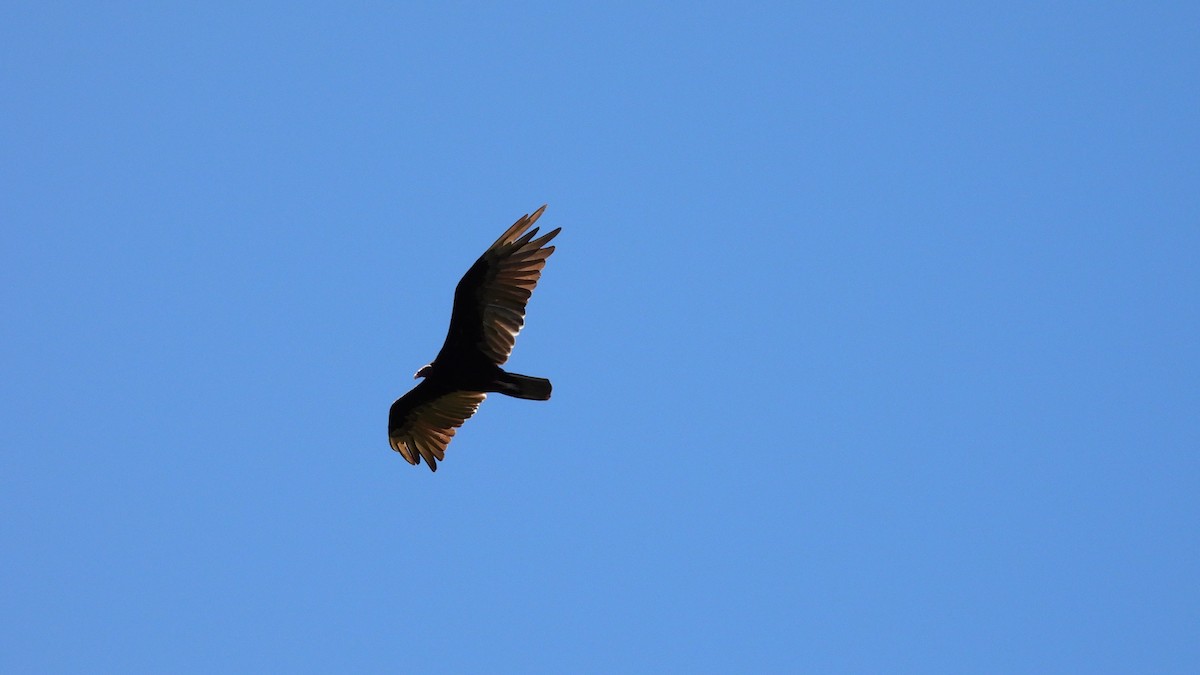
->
xmin=498 ymin=372 xmax=552 ymax=400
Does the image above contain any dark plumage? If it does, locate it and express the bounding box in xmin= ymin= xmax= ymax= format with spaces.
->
xmin=388 ymin=205 xmax=559 ymax=471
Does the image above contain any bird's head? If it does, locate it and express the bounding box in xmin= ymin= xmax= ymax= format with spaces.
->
xmin=414 ymin=364 xmax=434 ymax=380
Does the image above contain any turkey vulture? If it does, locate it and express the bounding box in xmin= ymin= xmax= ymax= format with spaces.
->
xmin=388 ymin=205 xmax=560 ymax=471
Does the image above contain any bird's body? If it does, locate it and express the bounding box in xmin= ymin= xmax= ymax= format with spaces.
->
xmin=388 ymin=206 xmax=559 ymax=471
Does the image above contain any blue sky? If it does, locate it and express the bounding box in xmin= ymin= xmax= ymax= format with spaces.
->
xmin=2 ymin=2 xmax=1197 ymax=672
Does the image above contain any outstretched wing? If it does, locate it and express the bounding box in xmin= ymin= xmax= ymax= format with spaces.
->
xmin=437 ymin=205 xmax=560 ymax=366
xmin=388 ymin=380 xmax=486 ymax=472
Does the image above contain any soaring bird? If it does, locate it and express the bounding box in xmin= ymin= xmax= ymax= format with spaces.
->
xmin=388 ymin=205 xmax=560 ymax=471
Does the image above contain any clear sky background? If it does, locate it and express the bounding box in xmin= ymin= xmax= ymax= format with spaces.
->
xmin=2 ymin=2 xmax=1197 ymax=673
